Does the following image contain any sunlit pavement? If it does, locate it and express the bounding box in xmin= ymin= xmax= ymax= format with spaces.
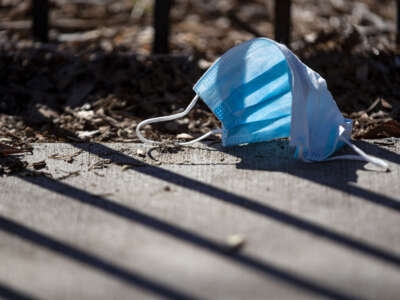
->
xmin=1 ymin=140 xmax=400 ymax=300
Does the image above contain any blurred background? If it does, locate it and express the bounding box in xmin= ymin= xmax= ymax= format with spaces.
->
xmin=0 ymin=0 xmax=399 ymax=144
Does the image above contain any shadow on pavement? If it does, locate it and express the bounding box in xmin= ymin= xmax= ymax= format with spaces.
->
xmin=13 ymin=172 xmax=357 ymax=300
xmin=0 ymin=215 xmax=200 ymax=300
xmin=220 ymin=139 xmax=400 ymax=213
xmin=0 ymin=281 xmax=37 ymax=300
xmin=77 ymin=142 xmax=400 ymax=268
xmin=2 ymin=139 xmax=399 ymax=299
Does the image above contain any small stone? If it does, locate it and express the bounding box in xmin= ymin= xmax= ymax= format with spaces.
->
xmin=226 ymin=234 xmax=246 ymax=252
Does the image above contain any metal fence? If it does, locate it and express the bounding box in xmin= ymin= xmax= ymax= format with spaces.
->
xmin=32 ymin=0 xmax=399 ymax=53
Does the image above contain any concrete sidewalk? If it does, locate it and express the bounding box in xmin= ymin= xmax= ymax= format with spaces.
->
xmin=0 ymin=139 xmax=400 ymax=300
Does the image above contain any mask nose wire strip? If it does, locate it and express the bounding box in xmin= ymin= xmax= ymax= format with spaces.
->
xmin=136 ymin=95 xmax=222 ymax=145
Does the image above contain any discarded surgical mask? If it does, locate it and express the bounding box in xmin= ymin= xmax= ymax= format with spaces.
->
xmin=136 ymin=38 xmax=388 ymax=169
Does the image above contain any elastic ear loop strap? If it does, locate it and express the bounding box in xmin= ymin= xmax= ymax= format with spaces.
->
xmin=136 ymin=95 xmax=222 ymax=146
xmin=298 ymin=135 xmax=389 ymax=170
xmin=326 ymin=137 xmax=389 ymax=170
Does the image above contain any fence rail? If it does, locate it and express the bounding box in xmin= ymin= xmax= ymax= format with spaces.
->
xmin=32 ymin=0 xmax=400 ymax=52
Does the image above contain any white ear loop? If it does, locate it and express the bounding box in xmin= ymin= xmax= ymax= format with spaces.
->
xmin=326 ymin=136 xmax=389 ymax=170
xmin=298 ymin=126 xmax=389 ymax=170
xmin=136 ymin=95 xmax=222 ymax=146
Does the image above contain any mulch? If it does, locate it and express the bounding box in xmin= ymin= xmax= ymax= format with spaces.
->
xmin=1 ymin=0 xmax=400 ymax=149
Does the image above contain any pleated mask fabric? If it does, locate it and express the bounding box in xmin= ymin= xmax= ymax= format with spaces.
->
xmin=194 ymin=37 xmax=352 ymax=161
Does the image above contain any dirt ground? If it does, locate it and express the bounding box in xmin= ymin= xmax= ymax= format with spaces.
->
xmin=1 ymin=0 xmax=400 ymax=147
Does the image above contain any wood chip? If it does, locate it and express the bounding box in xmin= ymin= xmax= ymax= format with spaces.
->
xmin=76 ymin=110 xmax=95 ymax=120
xmin=32 ymin=160 xmax=46 ymax=170
xmin=48 ymin=150 xmax=83 ymax=163
xmin=380 ymin=98 xmax=392 ymax=110
xmin=176 ymin=133 xmax=194 ymax=140
xmin=121 ymin=164 xmax=131 ymax=171
xmin=56 ymin=170 xmax=80 ymax=181
xmin=88 ymin=159 xmax=112 ymax=171
xmin=77 ymin=130 xmax=100 ymax=140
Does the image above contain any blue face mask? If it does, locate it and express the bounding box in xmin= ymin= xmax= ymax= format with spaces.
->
xmin=137 ymin=38 xmax=388 ymax=169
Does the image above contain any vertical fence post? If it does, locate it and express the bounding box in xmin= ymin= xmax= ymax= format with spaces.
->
xmin=274 ymin=0 xmax=291 ymax=46
xmin=397 ymin=0 xmax=400 ymax=45
xmin=32 ymin=0 xmax=49 ymax=43
xmin=153 ymin=0 xmax=172 ymax=54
